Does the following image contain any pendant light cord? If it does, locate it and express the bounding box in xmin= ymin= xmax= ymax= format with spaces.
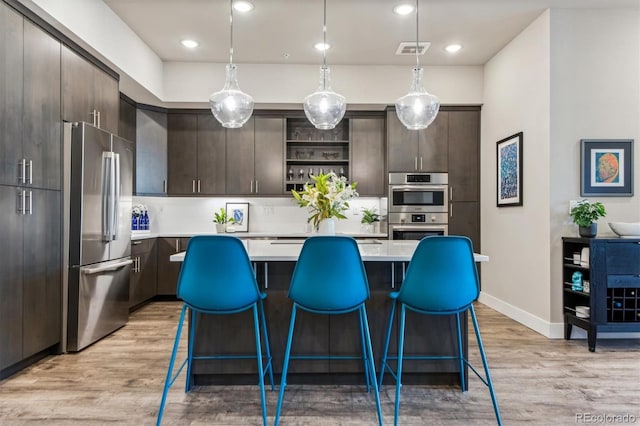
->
xmin=415 ymin=0 xmax=420 ymax=68
xmin=322 ymin=0 xmax=327 ymax=68
xmin=229 ymin=0 xmax=234 ymax=65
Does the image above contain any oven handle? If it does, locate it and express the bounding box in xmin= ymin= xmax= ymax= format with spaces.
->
xmin=389 ymin=185 xmax=449 ymax=192
xmin=389 ymin=224 xmax=449 ymax=232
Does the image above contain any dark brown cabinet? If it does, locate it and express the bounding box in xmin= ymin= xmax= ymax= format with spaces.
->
xmin=448 ymin=201 xmax=480 ymax=250
xmin=156 ymin=237 xmax=189 ymax=295
xmin=62 ymin=45 xmax=119 ymax=135
xmin=197 ymin=114 xmax=226 ymax=195
xmin=563 ymin=237 xmax=640 ymax=352
xmin=136 ymin=107 xmax=168 ymax=195
xmin=350 ymin=117 xmax=386 ymax=196
xmin=130 ymin=238 xmax=157 ymax=309
xmin=167 ymin=113 xmax=198 ymax=195
xmin=0 ymin=186 xmax=60 ymax=372
xmin=1 ymin=3 xmax=62 ymax=375
xmin=118 ymin=95 xmax=137 ymax=143
xmin=1 ymin=10 xmax=61 ymax=191
xmin=387 ymin=108 xmax=449 ymax=173
xmin=227 ymin=116 xmax=284 ymax=195
xmin=448 ymin=109 xmax=480 ymax=202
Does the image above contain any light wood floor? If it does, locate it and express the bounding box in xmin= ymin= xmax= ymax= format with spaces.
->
xmin=0 ymin=301 xmax=638 ymax=425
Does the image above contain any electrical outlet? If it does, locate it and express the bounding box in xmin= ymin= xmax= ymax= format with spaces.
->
xmin=569 ymin=200 xmax=579 ymax=214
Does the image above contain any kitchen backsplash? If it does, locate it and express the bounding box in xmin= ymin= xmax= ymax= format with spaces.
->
xmin=134 ymin=196 xmax=387 ymax=234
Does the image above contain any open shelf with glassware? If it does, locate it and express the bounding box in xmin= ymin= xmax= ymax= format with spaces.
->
xmin=562 ymin=237 xmax=640 ymax=352
xmin=284 ymin=117 xmax=350 ymax=192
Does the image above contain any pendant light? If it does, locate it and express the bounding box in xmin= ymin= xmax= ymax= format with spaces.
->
xmin=395 ymin=0 xmax=440 ymax=130
xmin=209 ymin=0 xmax=254 ymax=128
xmin=303 ymin=0 xmax=346 ymax=130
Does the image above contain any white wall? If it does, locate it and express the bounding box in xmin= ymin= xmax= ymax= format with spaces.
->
xmin=480 ymin=11 xmax=552 ymax=334
xmin=163 ymin=62 xmax=484 ymax=106
xmin=549 ymin=8 xmax=640 ymax=327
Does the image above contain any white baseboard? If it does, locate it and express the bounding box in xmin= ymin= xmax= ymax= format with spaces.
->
xmin=477 ymin=292 xmax=640 ymax=340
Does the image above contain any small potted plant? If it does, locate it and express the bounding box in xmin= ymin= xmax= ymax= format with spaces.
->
xmin=361 ymin=207 xmax=381 ymax=233
xmin=570 ymin=200 xmax=606 ymax=238
xmin=213 ymin=207 xmax=231 ymax=233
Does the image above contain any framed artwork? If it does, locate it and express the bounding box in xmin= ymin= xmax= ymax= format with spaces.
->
xmin=226 ymin=202 xmax=250 ymax=232
xmin=580 ymin=139 xmax=634 ymax=196
xmin=496 ymin=132 xmax=523 ymax=207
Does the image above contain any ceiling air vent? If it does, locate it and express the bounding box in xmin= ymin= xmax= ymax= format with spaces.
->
xmin=396 ymin=42 xmax=430 ymax=55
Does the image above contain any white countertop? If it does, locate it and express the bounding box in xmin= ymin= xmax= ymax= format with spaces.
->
xmin=131 ymin=231 xmax=388 ymax=241
xmin=169 ymin=239 xmax=489 ymax=263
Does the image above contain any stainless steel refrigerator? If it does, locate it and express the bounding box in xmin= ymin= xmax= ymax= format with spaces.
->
xmin=63 ymin=122 xmax=133 ymax=352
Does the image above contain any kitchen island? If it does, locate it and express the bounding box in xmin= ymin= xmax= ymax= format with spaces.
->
xmin=170 ymin=239 xmax=488 ymax=388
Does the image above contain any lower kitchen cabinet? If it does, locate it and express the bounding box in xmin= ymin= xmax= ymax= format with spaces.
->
xmin=156 ymin=237 xmax=189 ymax=296
xmin=130 ymin=238 xmax=157 ymax=309
xmin=448 ymin=201 xmax=480 ymax=251
xmin=0 ymin=185 xmax=61 ymax=374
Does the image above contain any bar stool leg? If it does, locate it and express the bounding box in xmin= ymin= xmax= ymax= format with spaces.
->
xmin=258 ymin=299 xmax=275 ymax=390
xmin=360 ymin=306 xmax=384 ymax=426
xmin=274 ymin=305 xmax=298 ymax=426
xmin=394 ymin=304 xmax=407 ymax=426
xmin=358 ymin=310 xmax=370 ymax=392
xmin=378 ymin=299 xmax=397 ymax=388
xmin=470 ymin=305 xmax=502 ymax=426
xmin=157 ymin=304 xmax=187 ymax=426
xmin=455 ymin=312 xmax=466 ymax=392
xmin=185 ymin=309 xmax=197 ymax=392
xmin=252 ymin=305 xmax=268 ymax=426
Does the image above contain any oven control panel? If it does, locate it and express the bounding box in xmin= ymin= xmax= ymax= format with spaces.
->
xmin=388 ymin=212 xmax=447 ymax=224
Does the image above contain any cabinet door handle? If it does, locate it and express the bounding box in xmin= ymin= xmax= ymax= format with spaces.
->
xmin=255 ymin=180 xmax=259 ymax=193
xmin=450 ymin=187 xmax=453 ymax=201
xmin=414 ymin=157 xmax=418 ymax=171
xmin=132 ymin=240 xmax=142 ymax=245
xmin=26 ymin=190 xmax=32 ymax=215
xmin=390 ymin=263 xmax=395 ymax=289
xmin=26 ymin=160 xmax=33 ymax=184
xmin=17 ymin=190 xmax=25 ymax=215
xmin=175 ymin=239 xmax=180 ymax=252
xmin=18 ymin=159 xmax=26 ymax=184
xmin=197 ymin=179 xmax=201 ymax=193
xmin=192 ymin=180 xmax=196 ymax=193
xmin=97 ymin=111 xmax=101 ymax=129
xmin=450 ymin=203 xmax=453 ymax=218
xmin=250 ymin=180 xmax=253 ymax=193
xmin=420 ymin=156 xmax=423 ymax=170
xmin=163 ymin=179 xmax=167 ymax=193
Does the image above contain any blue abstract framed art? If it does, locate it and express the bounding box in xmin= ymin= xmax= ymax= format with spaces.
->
xmin=580 ymin=139 xmax=633 ymax=197
xmin=496 ymin=132 xmax=523 ymax=207
xmin=226 ymin=202 xmax=250 ymax=232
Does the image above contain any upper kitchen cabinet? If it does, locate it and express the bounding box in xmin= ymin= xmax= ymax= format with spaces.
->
xmin=226 ymin=116 xmax=286 ymax=195
xmin=62 ymin=45 xmax=119 ymax=135
xmin=350 ymin=116 xmax=385 ymax=196
xmin=448 ymin=109 xmax=480 ymax=202
xmin=119 ymin=94 xmax=137 ymax=143
xmin=285 ymin=117 xmax=350 ymax=192
xmin=136 ymin=107 xmax=168 ymax=195
xmin=387 ymin=108 xmax=448 ymax=173
xmin=166 ymin=112 xmax=226 ymax=195
xmin=0 ymin=5 xmax=61 ymax=191
xmin=167 ymin=113 xmax=198 ymax=195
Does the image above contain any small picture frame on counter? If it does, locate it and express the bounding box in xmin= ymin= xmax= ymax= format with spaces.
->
xmin=226 ymin=202 xmax=249 ymax=232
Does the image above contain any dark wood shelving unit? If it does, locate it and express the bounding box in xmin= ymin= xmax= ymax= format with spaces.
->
xmin=562 ymin=237 xmax=640 ymax=352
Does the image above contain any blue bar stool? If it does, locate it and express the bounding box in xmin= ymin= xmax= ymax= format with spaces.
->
xmin=274 ymin=236 xmax=383 ymax=426
xmin=378 ymin=236 xmax=502 ymax=425
xmin=156 ymin=235 xmax=274 ymax=426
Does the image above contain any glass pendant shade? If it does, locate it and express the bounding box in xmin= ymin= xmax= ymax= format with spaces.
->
xmin=303 ymin=66 xmax=346 ymax=130
xmin=395 ymin=66 xmax=440 ymax=130
xmin=209 ymin=64 xmax=254 ymax=129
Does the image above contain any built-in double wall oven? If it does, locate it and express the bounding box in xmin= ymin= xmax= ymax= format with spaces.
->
xmin=388 ymin=172 xmax=448 ymax=240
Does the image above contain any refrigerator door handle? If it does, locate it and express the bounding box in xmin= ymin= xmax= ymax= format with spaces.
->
xmin=82 ymin=259 xmax=133 ymax=275
xmin=112 ymin=152 xmax=121 ymax=241
xmin=101 ymin=152 xmax=112 ymax=241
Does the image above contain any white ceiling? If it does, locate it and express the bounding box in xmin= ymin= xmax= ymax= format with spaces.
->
xmin=103 ymin=0 xmax=638 ymax=66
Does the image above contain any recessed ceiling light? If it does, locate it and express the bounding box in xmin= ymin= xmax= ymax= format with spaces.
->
xmin=445 ymin=44 xmax=462 ymax=53
xmin=233 ymin=1 xmax=254 ymax=13
xmin=314 ymin=42 xmax=330 ymax=51
xmin=181 ymin=39 xmax=199 ymax=49
xmin=393 ymin=4 xmax=415 ymax=16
